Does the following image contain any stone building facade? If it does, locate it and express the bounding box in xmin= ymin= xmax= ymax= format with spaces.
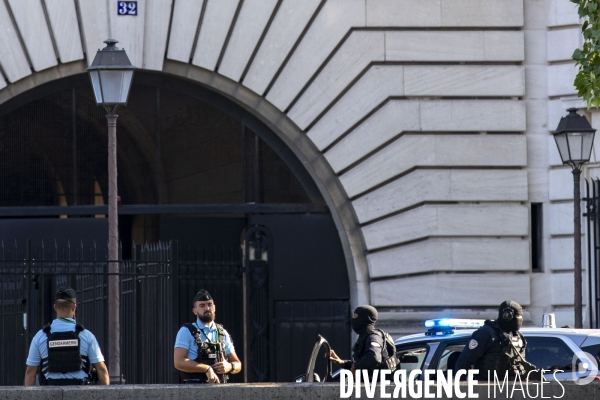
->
xmin=0 ymin=0 xmax=592 ymax=333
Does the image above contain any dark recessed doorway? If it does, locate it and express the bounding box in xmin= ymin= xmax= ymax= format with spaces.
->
xmin=0 ymin=72 xmax=350 ymax=383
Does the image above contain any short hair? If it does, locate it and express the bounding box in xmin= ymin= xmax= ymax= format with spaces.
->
xmin=54 ymin=298 xmax=76 ymax=311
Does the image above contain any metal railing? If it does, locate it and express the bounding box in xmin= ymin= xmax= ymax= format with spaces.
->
xmin=0 ymin=240 xmax=175 ymax=385
xmin=585 ymin=179 xmax=600 ymax=328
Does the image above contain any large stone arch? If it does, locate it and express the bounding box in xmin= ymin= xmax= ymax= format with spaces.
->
xmin=0 ymin=61 xmax=370 ymax=309
xmin=158 ymin=62 xmax=371 ymax=308
xmin=1 ymin=0 xmax=559 ymax=330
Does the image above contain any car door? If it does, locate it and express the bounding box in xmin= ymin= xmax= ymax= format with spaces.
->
xmin=395 ymin=341 xmax=440 ymax=378
xmin=524 ymin=335 xmax=579 ymax=381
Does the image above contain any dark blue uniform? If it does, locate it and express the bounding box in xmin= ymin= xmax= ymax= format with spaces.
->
xmin=343 ymin=331 xmax=385 ymax=372
xmin=455 ymin=320 xmax=531 ymax=381
xmin=455 ymin=323 xmax=504 ymax=370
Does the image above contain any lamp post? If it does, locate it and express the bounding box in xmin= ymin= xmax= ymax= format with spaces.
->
xmin=87 ymin=39 xmax=136 ymax=382
xmin=553 ymin=108 xmax=596 ymax=328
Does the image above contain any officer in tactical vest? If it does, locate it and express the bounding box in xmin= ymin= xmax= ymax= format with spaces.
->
xmin=174 ymin=290 xmax=242 ymax=383
xmin=24 ymin=287 xmax=109 ymax=386
xmin=455 ymin=300 xmax=541 ymax=381
xmin=329 ymin=305 xmax=398 ymax=375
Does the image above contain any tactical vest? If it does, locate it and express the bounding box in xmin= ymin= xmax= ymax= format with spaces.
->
xmin=40 ymin=323 xmax=91 ymax=384
xmin=474 ymin=320 xmax=528 ymax=380
xmin=179 ymin=322 xmax=228 ymax=383
xmin=353 ymin=328 xmax=399 ymax=372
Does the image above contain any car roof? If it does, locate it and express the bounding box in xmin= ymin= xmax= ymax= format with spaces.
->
xmin=395 ymin=327 xmax=600 ymax=347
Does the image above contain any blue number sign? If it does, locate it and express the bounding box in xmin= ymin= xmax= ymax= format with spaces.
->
xmin=118 ymin=1 xmax=137 ymax=15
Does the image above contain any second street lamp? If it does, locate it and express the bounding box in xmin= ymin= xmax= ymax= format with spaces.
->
xmin=553 ymin=108 xmax=596 ymax=329
xmin=87 ymin=39 xmax=136 ymax=383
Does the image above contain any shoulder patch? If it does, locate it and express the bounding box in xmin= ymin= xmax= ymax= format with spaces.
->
xmin=468 ymin=339 xmax=478 ymax=349
xmin=370 ymin=342 xmax=381 ymax=347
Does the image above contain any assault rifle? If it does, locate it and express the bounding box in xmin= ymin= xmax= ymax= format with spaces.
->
xmin=215 ymin=342 xmax=228 ymax=384
xmin=188 ymin=324 xmax=228 ymax=383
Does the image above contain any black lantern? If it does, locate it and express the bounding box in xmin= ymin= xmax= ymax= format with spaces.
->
xmin=553 ymin=108 xmax=596 ymax=168
xmin=87 ymin=39 xmax=136 ymax=107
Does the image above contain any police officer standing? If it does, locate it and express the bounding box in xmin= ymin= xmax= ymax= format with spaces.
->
xmin=24 ymin=287 xmax=109 ymax=386
xmin=329 ymin=305 xmax=398 ymax=375
xmin=174 ymin=290 xmax=242 ymax=383
xmin=455 ymin=300 xmax=539 ymax=381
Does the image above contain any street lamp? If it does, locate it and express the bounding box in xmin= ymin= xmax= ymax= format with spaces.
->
xmin=553 ymin=107 xmax=596 ymax=328
xmin=87 ymin=38 xmax=136 ymax=383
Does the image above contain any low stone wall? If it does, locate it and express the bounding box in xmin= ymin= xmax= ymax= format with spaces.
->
xmin=1 ymin=382 xmax=598 ymax=399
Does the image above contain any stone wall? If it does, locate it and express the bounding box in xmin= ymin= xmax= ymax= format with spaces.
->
xmin=1 ymin=382 xmax=598 ymax=400
xmin=0 ymin=0 xmax=592 ymax=330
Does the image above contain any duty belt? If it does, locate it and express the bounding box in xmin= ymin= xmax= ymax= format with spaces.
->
xmin=45 ymin=378 xmax=90 ymax=385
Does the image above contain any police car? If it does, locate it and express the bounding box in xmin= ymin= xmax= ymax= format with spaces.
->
xmin=393 ymin=317 xmax=600 ymax=383
xmin=298 ymin=315 xmax=600 ymax=383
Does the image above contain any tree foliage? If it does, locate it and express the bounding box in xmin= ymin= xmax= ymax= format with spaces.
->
xmin=572 ymin=0 xmax=600 ymax=107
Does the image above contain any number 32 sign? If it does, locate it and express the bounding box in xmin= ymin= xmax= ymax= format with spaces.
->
xmin=118 ymin=1 xmax=137 ymax=16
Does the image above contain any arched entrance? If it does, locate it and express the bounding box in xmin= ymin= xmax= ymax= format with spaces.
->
xmin=0 ymin=71 xmax=351 ymax=382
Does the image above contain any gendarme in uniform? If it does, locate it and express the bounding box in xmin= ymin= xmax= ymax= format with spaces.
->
xmin=24 ymin=287 xmax=108 ymax=386
xmin=173 ymin=289 xmax=241 ymax=383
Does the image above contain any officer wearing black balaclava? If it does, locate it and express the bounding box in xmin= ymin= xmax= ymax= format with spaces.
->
xmin=455 ymin=300 xmax=540 ymax=381
xmin=329 ymin=305 xmax=397 ymax=374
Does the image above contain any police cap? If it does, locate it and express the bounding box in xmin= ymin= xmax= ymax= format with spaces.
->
xmin=193 ymin=289 xmax=213 ymax=303
xmin=55 ymin=286 xmax=76 ymax=303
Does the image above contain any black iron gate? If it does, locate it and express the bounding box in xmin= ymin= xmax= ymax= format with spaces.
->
xmin=1 ymin=218 xmax=350 ymax=385
xmin=0 ymin=241 xmax=176 ymax=385
xmin=121 ymin=242 xmax=175 ymax=384
xmin=585 ymin=179 xmax=600 ymax=328
xmin=245 ymin=225 xmax=271 ymax=382
xmin=0 ymin=240 xmax=176 ymax=385
xmin=0 ymin=239 xmax=248 ymax=386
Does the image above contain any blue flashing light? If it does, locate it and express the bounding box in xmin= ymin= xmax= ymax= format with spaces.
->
xmin=424 ymin=319 xmax=485 ymax=335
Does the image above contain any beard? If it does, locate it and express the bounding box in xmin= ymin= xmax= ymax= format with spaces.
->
xmin=198 ymin=310 xmax=215 ymax=324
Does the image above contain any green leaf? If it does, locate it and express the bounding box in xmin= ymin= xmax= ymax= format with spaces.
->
xmin=570 ymin=1 xmax=600 ymax=106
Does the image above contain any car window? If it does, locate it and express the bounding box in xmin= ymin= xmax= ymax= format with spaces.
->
xmin=396 ymin=346 xmax=429 ymax=374
xmin=438 ymin=344 xmax=465 ymax=371
xmin=580 ymin=343 xmax=600 ymax=366
xmin=525 ymin=337 xmax=575 ymax=371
